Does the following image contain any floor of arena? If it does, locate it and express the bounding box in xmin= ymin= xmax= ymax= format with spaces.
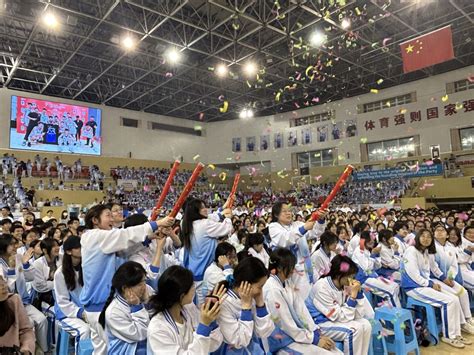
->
xmin=422 ymin=333 xmax=474 ymax=354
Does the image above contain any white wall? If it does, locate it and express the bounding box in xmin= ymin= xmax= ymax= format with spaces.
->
xmin=207 ymin=65 xmax=474 ymax=171
xmin=1 ymin=65 xmax=473 ymax=169
xmin=0 ymin=87 xmax=206 ymax=162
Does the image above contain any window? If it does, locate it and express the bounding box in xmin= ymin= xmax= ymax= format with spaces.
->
xmin=121 ymin=117 xmax=139 ymax=128
xmin=297 ymin=148 xmax=337 ymax=172
xmin=453 ymin=79 xmax=474 ymax=93
xmin=148 ymin=121 xmax=202 ymax=136
xmin=460 ymin=127 xmax=474 ymax=150
xmin=290 ymin=111 xmax=333 ymax=127
xmin=367 ymin=136 xmax=416 ymax=161
xmin=361 ymin=93 xmax=414 ymax=113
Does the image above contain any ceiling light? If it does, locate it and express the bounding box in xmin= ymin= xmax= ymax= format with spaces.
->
xmin=42 ymin=12 xmax=59 ymax=28
xmin=243 ymin=62 xmax=257 ymax=77
xmin=239 ymin=108 xmax=254 ymax=119
xmin=166 ymin=48 xmax=181 ymax=64
xmin=341 ymin=18 xmax=351 ymax=29
xmin=216 ymin=63 xmax=228 ymax=77
xmin=121 ymin=35 xmax=136 ymax=51
xmin=309 ymin=31 xmax=327 ymax=47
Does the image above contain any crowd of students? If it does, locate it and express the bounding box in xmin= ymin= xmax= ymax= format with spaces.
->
xmin=0 ymin=197 xmax=473 ymax=354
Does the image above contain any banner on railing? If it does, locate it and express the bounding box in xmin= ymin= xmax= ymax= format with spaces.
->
xmin=352 ymin=164 xmax=443 ymax=182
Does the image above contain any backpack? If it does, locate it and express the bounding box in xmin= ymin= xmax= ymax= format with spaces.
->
xmin=409 ymin=306 xmax=437 ymax=347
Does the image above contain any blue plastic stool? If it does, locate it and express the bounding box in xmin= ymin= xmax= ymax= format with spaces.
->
xmin=369 ymin=320 xmax=388 ymax=355
xmin=56 ymin=326 xmax=93 ymax=355
xmin=406 ymin=296 xmax=442 ymax=345
xmin=335 ymin=341 xmax=344 ymax=351
xmin=375 ymin=307 xmax=420 ymax=355
xmin=468 ymin=290 xmax=474 ymax=312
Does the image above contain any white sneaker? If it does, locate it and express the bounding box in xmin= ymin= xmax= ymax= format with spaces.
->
xmin=441 ymin=337 xmax=465 ymax=348
xmin=467 ymin=318 xmax=474 ymax=327
xmin=461 ymin=323 xmax=474 ymax=335
xmin=456 ymin=335 xmax=473 ymax=345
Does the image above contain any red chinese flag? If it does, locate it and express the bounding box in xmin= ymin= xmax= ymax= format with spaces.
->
xmin=400 ymin=26 xmax=454 ymax=74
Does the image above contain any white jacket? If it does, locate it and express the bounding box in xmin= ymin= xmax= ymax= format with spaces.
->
xmin=32 ymin=255 xmax=61 ymax=293
xmin=147 ymin=304 xmax=223 ymax=354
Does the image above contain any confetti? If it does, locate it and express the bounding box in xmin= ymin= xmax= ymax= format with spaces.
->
xmin=219 ymin=172 xmax=227 ymax=181
xmin=370 ymin=89 xmax=379 ymax=94
xmin=382 ymin=37 xmax=392 ymax=47
xmin=165 ymin=72 xmax=173 ymax=78
xmin=208 ymin=164 xmax=215 ymax=170
xmin=314 ymin=175 xmax=322 ymax=181
xmin=326 ymin=308 xmax=336 ymax=318
xmin=377 ymin=79 xmax=384 ymax=85
xmin=275 ymin=92 xmax=281 ymax=102
xmin=219 ymin=101 xmax=229 ymax=113
xmin=424 ymin=160 xmax=433 ymax=166
xmin=232 ymin=23 xmax=240 ymax=30
xmin=340 ymin=262 xmax=350 ymax=272
xmin=199 ymin=112 xmax=204 ymax=121
xmin=467 ymin=74 xmax=474 ymax=83
xmin=193 ymin=154 xmax=200 ymax=161
xmin=218 ymin=95 xmax=225 ymax=101
xmin=441 ymin=94 xmax=448 ymax=102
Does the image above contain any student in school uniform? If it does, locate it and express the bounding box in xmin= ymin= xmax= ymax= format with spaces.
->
xmin=431 ymin=224 xmax=474 ymax=334
xmin=53 ymin=236 xmax=90 ymax=349
xmin=268 ymin=202 xmax=327 ymax=296
xmin=0 ymin=235 xmax=48 ymax=353
xmin=263 ymin=248 xmax=342 ymax=354
xmin=181 ymin=198 xmax=233 ymax=301
xmin=377 ymin=229 xmax=401 ymax=281
xmin=147 ymin=265 xmax=225 ymax=354
xmin=32 ymin=238 xmax=61 ymax=306
xmin=16 ymin=228 xmax=40 ymax=257
xmin=401 ymin=229 xmax=472 ymax=348
xmin=306 ymin=255 xmax=372 ymax=355
xmin=311 ymin=231 xmax=338 ymax=281
xmin=216 ymin=256 xmax=274 ymax=354
xmin=80 ymin=204 xmax=173 ymax=354
xmin=457 ymin=225 xmax=474 ymax=291
xmin=335 ymin=225 xmax=350 ymax=255
xmin=245 ymin=232 xmax=270 ymax=268
xmin=99 ymin=261 xmax=149 ymax=355
xmin=347 ymin=221 xmax=370 ymax=257
xmin=392 ymin=221 xmax=410 ymax=257
xmin=202 ymin=242 xmax=237 ymax=305
xmin=351 ymin=231 xmax=401 ymax=309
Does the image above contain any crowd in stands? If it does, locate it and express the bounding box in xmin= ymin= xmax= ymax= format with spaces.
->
xmin=0 ymin=196 xmax=473 ymax=354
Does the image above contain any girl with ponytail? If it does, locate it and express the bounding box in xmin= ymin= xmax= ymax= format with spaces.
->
xmin=263 ymin=248 xmax=341 ymax=354
xmin=147 ymin=265 xmax=226 ymax=354
xmin=215 ymin=256 xmax=274 ymax=354
xmin=99 ymin=261 xmax=149 ymax=355
xmin=305 ymin=255 xmax=372 ymax=355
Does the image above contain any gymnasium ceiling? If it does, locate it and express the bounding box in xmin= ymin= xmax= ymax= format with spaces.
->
xmin=0 ymin=0 xmax=473 ymax=122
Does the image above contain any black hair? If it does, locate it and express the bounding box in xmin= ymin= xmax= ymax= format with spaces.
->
xmin=214 ymin=242 xmax=236 ymax=263
xmin=245 ymin=232 xmax=265 ymax=250
xmin=149 ymin=265 xmax=194 ymax=317
xmin=324 ymin=255 xmax=358 ymax=284
xmin=325 ymin=222 xmax=336 ymax=232
xmin=0 ymin=235 xmax=14 ymax=257
xmin=316 ymin=231 xmax=339 ymax=251
xmin=237 ymin=229 xmax=249 ymax=244
xmin=414 ymin=229 xmax=436 ymax=254
xmin=61 ymin=228 xmax=72 ymax=240
xmin=99 ymin=261 xmax=146 ymax=328
xmin=464 ymin=225 xmax=474 ymax=236
xmin=0 ymin=294 xmax=15 ymax=336
xmin=271 ymin=201 xmax=288 ymax=223
xmin=336 ymin=224 xmax=348 ymax=237
xmin=67 ymin=217 xmax=79 ymax=225
xmin=9 ymin=224 xmax=24 ymax=234
xmin=353 ymin=221 xmax=368 ymax=235
xmin=62 ymin=245 xmax=83 ymax=291
xmin=268 ymin=248 xmax=296 ymax=279
xmin=181 ymin=198 xmax=207 ymax=250
xmin=124 ymin=214 xmax=148 ymax=228
xmin=22 ymin=227 xmax=40 ymax=242
xmin=447 ymin=227 xmax=462 ymax=246
xmin=393 ymin=221 xmax=407 ymax=234
xmin=233 ymin=257 xmax=268 ymax=288
xmin=48 ymin=228 xmax=61 ymax=239
xmin=61 ymin=210 xmax=69 ymax=219
xmin=378 ymin=229 xmax=394 ymax=245
xmin=359 ymin=230 xmax=376 ymax=250
xmin=40 ymin=238 xmax=60 ymax=258
xmin=85 ymin=204 xmax=110 ymax=229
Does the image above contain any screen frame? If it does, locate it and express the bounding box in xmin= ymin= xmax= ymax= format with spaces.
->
xmin=9 ymin=94 xmax=103 ymax=156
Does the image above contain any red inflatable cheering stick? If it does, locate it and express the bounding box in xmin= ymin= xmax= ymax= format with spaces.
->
xmin=310 ymin=165 xmax=354 ymax=221
xmin=227 ymin=173 xmax=240 ymax=208
xmin=150 ymin=160 xmax=180 ymax=221
xmin=169 ymin=162 xmax=205 ymax=218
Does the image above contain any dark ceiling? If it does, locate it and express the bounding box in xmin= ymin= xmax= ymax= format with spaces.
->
xmin=0 ymin=0 xmax=473 ymax=122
